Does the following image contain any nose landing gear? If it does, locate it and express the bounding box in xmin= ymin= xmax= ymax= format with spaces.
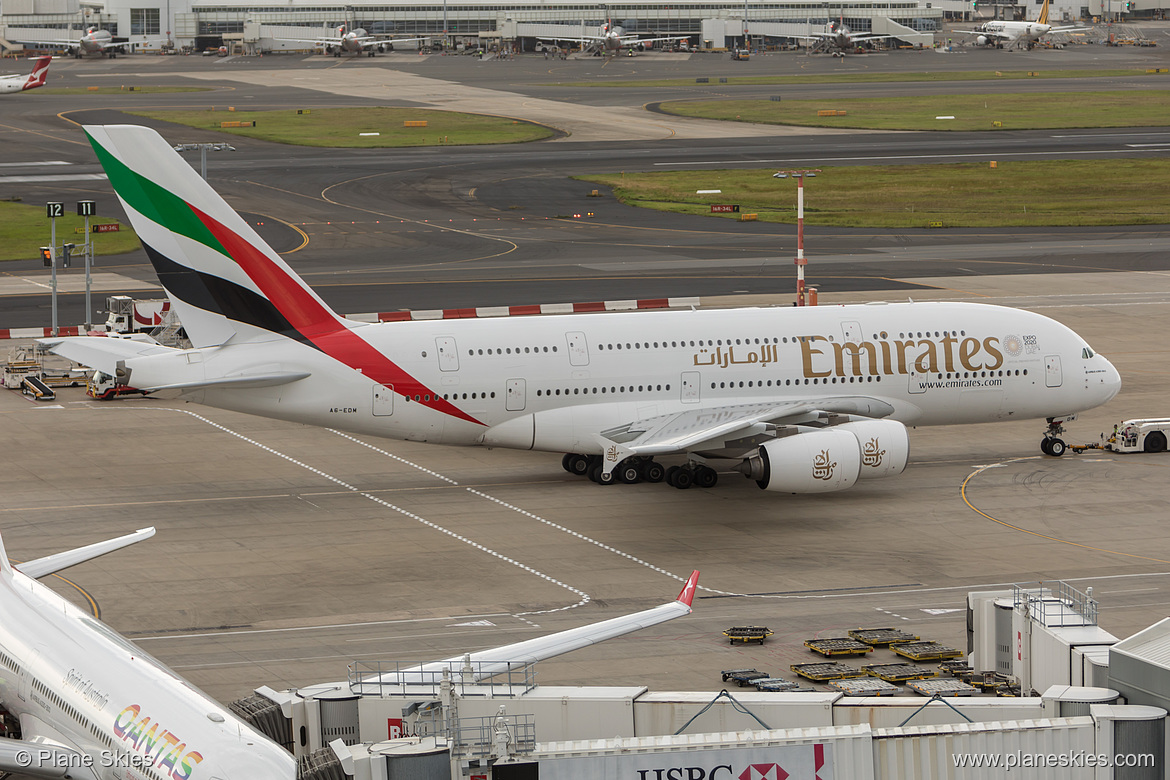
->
xmin=1041 ymin=416 xmax=1071 ymax=456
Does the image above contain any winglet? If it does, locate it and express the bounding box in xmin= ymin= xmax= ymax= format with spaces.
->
xmin=676 ymin=570 xmax=700 ymax=608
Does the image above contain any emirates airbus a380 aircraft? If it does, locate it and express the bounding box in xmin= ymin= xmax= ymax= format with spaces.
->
xmin=46 ymin=125 xmax=1121 ymax=494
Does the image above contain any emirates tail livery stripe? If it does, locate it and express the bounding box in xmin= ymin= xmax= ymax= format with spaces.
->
xmin=85 ymin=126 xmax=481 ymax=426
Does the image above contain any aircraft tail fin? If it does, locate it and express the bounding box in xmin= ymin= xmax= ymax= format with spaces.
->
xmin=23 ymin=56 xmax=51 ymax=90
xmin=1037 ymin=0 xmax=1050 ymax=24
xmin=81 ymin=125 xmax=347 ymax=349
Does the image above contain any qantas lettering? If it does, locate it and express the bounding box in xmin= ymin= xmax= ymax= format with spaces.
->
xmin=113 ymin=704 xmax=204 ymax=780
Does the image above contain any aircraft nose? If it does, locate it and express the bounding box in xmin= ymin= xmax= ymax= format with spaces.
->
xmin=1099 ymin=356 xmax=1122 ymax=404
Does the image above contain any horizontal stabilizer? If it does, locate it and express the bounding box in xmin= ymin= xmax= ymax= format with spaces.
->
xmin=18 ymin=527 xmax=156 ymax=580
xmin=143 ymin=371 xmax=311 ymax=393
xmin=40 ymin=336 xmax=176 ymax=376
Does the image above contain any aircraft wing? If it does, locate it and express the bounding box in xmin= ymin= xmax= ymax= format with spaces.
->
xmin=617 ymin=34 xmax=690 ymax=44
xmin=352 ymin=571 xmax=699 ymax=688
xmin=271 ymin=36 xmax=344 ymax=45
xmin=956 ymin=29 xmax=1010 ymax=40
xmin=599 ymin=396 xmax=896 ymax=459
xmin=9 ymin=37 xmax=81 ymax=49
xmin=539 ymin=35 xmax=604 ymax=44
xmin=16 ymin=527 xmax=156 ymax=579
xmin=1047 ymin=24 xmax=1084 ymax=32
xmin=100 ymin=37 xmax=169 ymax=50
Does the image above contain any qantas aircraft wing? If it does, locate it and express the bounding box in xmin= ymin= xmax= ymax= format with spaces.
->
xmin=15 ymin=527 xmax=156 ymax=579
xmin=600 ymin=397 xmax=896 ymax=456
xmin=351 ymin=572 xmax=699 ymax=688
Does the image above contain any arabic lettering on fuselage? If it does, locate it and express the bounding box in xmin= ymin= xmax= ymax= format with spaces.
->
xmin=691 ymin=344 xmax=780 ymax=369
xmin=691 ymin=334 xmax=1009 ymax=378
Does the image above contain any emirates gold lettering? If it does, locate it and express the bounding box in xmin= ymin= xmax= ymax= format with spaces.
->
xmin=800 ymin=336 xmax=833 ymax=378
xmin=693 ymin=333 xmax=1005 ymax=379
xmin=832 ymin=341 xmax=878 ymax=376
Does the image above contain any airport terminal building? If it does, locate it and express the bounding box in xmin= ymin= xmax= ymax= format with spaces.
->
xmin=6 ymin=0 xmax=962 ymax=55
xmin=3 ymin=0 xmax=1162 ymax=56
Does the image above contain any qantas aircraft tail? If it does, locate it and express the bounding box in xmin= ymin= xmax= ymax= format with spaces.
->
xmin=23 ymin=56 xmax=51 ymax=90
xmin=82 ymin=124 xmax=347 ymax=348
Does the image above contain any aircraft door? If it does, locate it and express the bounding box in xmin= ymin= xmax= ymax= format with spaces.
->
xmin=908 ymin=369 xmax=926 ymax=394
xmin=1045 ymin=355 xmax=1063 ymax=388
xmin=435 ymin=337 xmax=459 ymax=372
xmin=372 ymin=384 xmax=394 ymax=416
xmin=506 ymin=378 xmax=526 ymax=411
xmin=566 ymin=332 xmax=590 ymax=367
xmin=841 ymin=320 xmax=863 ymax=342
xmin=681 ymin=371 xmax=701 ymax=403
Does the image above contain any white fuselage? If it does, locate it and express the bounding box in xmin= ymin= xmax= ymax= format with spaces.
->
xmin=79 ymin=29 xmax=114 ymax=54
xmin=0 ymin=74 xmax=31 ymax=94
xmin=0 ymin=568 xmax=296 ymax=779
xmin=122 ymin=301 xmax=1120 ymax=455
xmin=979 ymin=20 xmax=1052 ymax=43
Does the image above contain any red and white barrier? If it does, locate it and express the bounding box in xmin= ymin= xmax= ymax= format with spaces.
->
xmin=348 ymin=297 xmax=701 ymax=324
xmin=0 ymin=326 xmax=85 ymax=340
xmin=2 ymin=298 xmax=703 ymax=338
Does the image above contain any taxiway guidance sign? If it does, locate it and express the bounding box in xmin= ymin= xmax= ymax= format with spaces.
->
xmin=92 ymin=224 xmax=120 ymax=233
xmin=710 ymin=204 xmax=740 ymax=213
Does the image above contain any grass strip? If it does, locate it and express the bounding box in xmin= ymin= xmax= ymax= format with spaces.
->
xmin=578 ymin=160 xmax=1170 ymax=228
xmin=128 ymin=106 xmax=555 ymax=147
xmin=0 ymin=201 xmax=138 ymax=262
xmin=654 ymin=90 xmax=1170 ymax=130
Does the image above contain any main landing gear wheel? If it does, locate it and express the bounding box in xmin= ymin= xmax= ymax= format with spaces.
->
xmin=667 ymin=467 xmax=694 ymax=490
xmin=616 ymin=459 xmax=642 ymax=484
xmin=693 ymin=465 xmax=718 ymax=489
xmin=563 ymin=453 xmax=591 ymax=476
xmin=588 ymin=463 xmax=616 ymax=485
xmin=642 ymin=461 xmax=666 ymax=483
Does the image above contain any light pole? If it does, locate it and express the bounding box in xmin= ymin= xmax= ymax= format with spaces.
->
xmin=172 ymin=142 xmax=236 ymax=180
xmin=774 ymin=169 xmax=821 ymax=306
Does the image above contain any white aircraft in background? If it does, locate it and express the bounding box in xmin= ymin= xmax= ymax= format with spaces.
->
xmin=276 ymin=25 xmax=425 ymax=57
xmin=0 ymin=523 xmax=697 ymax=779
xmin=539 ymin=18 xmax=689 ymax=55
xmin=0 ymin=56 xmax=51 ymax=94
xmin=797 ymin=19 xmax=893 ymax=55
xmin=958 ymin=0 xmax=1082 ymax=49
xmin=11 ymin=27 xmax=168 ymax=58
xmin=46 ymin=125 xmax=1121 ymax=499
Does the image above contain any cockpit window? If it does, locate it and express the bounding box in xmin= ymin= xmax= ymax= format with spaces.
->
xmin=1082 ymin=347 xmax=1095 ymax=359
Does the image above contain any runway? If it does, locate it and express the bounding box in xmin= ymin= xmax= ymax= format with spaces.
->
xmin=2 ymin=43 xmax=1170 ymax=704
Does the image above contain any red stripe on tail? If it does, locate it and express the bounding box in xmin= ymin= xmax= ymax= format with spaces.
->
xmin=192 ymin=206 xmax=483 ymax=426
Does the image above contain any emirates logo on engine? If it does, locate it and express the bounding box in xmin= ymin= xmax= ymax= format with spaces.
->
xmin=862 ymin=437 xmax=885 ymax=468
xmin=812 ymin=449 xmax=836 ymax=481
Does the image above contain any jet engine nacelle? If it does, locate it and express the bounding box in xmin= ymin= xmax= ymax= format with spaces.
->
xmin=833 ymin=419 xmax=909 ymax=479
xmin=746 ymin=428 xmax=862 ymax=493
xmin=976 ymin=35 xmax=989 ymax=45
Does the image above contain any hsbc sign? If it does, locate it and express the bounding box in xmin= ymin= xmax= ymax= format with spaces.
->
xmin=542 ymin=743 xmax=831 ymax=780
